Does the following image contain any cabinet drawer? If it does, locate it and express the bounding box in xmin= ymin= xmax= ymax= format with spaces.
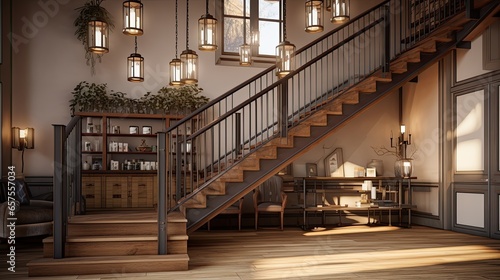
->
xmin=105 ymin=177 xmax=129 ymax=208
xmin=82 ymin=176 xmax=103 ymax=208
xmin=130 ymin=177 xmax=154 ymax=208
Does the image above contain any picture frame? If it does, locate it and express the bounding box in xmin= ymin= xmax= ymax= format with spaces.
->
xmin=129 ymin=126 xmax=139 ymax=134
xmin=142 ymin=126 xmax=152 ymax=134
xmin=278 ymin=163 xmax=293 ymax=176
xmin=324 ymin=148 xmax=344 ymax=177
xmin=366 ymin=167 xmax=377 ymax=177
xmin=305 ymin=163 xmax=318 ymax=177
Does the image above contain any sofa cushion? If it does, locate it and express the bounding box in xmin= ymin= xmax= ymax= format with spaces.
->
xmin=0 ymin=179 xmax=32 ymax=205
xmin=14 ymin=200 xmax=53 ymax=225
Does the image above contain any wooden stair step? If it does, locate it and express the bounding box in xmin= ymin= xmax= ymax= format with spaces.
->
xmin=43 ymin=234 xmax=188 ymax=257
xmin=302 ymin=114 xmax=328 ymax=126
xmin=289 ymin=125 xmax=311 ymax=137
xmin=28 ymin=254 xmax=189 ymax=277
xmin=236 ymin=156 xmax=261 ymax=171
xmin=201 ymin=181 xmax=226 ymax=196
xmin=254 ymin=145 xmax=277 ymax=159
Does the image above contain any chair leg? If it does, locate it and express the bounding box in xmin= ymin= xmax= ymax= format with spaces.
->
xmin=280 ymin=211 xmax=284 ymax=231
xmin=255 ymin=212 xmax=258 ymax=230
xmin=238 ymin=213 xmax=242 ymax=231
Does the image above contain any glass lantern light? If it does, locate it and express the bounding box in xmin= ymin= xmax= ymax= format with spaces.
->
xmin=305 ymin=0 xmax=324 ymax=33
xmin=180 ymin=49 xmax=198 ymax=84
xmin=276 ymin=0 xmax=296 ymax=78
xmin=127 ymin=37 xmax=144 ymax=82
xmin=88 ymin=18 xmax=109 ymax=54
xmin=169 ymin=58 xmax=183 ymax=86
xmin=198 ymin=0 xmax=217 ymax=51
xmin=239 ymin=44 xmax=252 ymax=66
xmin=276 ymin=41 xmax=296 ymax=78
xmin=123 ymin=0 xmax=143 ymax=36
xmin=331 ymin=0 xmax=350 ymax=23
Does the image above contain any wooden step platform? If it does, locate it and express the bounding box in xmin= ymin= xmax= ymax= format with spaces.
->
xmin=29 ymin=210 xmax=189 ymax=277
xmin=27 ymin=254 xmax=189 ymax=277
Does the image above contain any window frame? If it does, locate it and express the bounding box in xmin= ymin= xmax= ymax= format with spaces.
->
xmin=215 ymin=0 xmax=283 ymax=67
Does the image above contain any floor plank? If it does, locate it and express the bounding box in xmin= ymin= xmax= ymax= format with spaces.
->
xmin=1 ymin=225 xmax=500 ymax=279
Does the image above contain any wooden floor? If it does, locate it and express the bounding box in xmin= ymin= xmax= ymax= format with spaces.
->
xmin=2 ymin=225 xmax=500 ymax=279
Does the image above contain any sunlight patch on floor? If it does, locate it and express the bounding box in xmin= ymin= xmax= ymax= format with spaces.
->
xmin=251 ymin=245 xmax=500 ymax=279
xmin=303 ymin=225 xmax=400 ymax=236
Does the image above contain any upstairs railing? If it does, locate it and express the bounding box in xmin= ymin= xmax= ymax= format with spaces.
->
xmin=164 ymin=0 xmax=466 ymax=214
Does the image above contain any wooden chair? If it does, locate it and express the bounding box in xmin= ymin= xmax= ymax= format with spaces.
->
xmin=253 ymin=175 xmax=288 ymax=230
xmin=208 ymin=198 xmax=244 ymax=230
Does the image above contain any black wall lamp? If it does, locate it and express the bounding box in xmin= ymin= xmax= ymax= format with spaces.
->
xmin=12 ymin=127 xmax=34 ymax=173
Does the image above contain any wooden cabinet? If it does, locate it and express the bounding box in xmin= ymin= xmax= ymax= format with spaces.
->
xmin=83 ymin=175 xmax=156 ymax=209
xmin=77 ymin=112 xmax=198 ymax=210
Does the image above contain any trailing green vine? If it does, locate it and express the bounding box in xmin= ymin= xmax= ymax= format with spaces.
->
xmin=74 ymin=0 xmax=115 ymax=74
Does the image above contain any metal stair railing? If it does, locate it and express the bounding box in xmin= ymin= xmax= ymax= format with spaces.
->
xmin=160 ymin=0 xmax=466 ymax=213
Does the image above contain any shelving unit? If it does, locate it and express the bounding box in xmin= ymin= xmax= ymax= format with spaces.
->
xmin=76 ymin=112 xmax=195 ymax=209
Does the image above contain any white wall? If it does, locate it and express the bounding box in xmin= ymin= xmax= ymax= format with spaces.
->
xmin=10 ymin=0 xmax=385 ymax=176
xmin=456 ymin=35 xmax=491 ymax=82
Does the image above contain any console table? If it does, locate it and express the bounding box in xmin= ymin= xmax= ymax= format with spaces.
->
xmin=294 ymin=176 xmax=416 ymax=229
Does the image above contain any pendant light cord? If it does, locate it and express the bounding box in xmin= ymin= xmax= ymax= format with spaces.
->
xmin=186 ymin=0 xmax=190 ymax=50
xmin=134 ymin=36 xmax=138 ymax=53
xmin=283 ymin=0 xmax=287 ymax=41
xmin=175 ymin=0 xmax=179 ymax=58
xmin=243 ymin=1 xmax=246 ymax=44
xmin=206 ymin=0 xmax=209 ymax=14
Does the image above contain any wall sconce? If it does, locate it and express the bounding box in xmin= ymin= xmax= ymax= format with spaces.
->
xmin=12 ymin=127 xmax=35 ymax=174
xmin=12 ymin=127 xmax=35 ymax=151
xmin=330 ymin=0 xmax=350 ymax=23
xmin=88 ymin=17 xmax=109 ymax=54
xmin=123 ymin=0 xmax=144 ymax=36
xmin=305 ymin=0 xmax=324 ymax=33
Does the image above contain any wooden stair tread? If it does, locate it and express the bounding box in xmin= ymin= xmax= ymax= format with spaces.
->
xmin=43 ymin=234 xmax=188 ymax=243
xmin=167 ymin=211 xmax=188 ymax=223
xmin=28 ymin=254 xmax=189 ymax=266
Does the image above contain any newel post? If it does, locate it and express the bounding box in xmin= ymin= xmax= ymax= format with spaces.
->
xmin=157 ymin=132 xmax=168 ymax=254
xmin=53 ymin=124 xmax=67 ymax=259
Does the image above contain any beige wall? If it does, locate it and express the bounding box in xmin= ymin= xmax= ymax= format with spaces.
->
xmin=10 ymin=0 xmax=385 ymax=176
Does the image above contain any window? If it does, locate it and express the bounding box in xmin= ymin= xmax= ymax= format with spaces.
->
xmin=217 ymin=0 xmax=282 ymax=65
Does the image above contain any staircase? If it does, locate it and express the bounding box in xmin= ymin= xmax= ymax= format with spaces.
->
xmin=27 ymin=211 xmax=189 ymax=276
xmin=33 ymin=0 xmax=499 ymax=277
xmin=167 ymin=0 xmax=500 ymax=234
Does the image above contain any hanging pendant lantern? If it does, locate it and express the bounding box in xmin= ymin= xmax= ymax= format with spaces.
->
xmin=331 ymin=0 xmax=350 ymax=23
xmin=180 ymin=49 xmax=198 ymax=84
xmin=181 ymin=0 xmax=198 ymax=84
xmin=305 ymin=0 xmax=324 ymax=33
xmin=198 ymin=0 xmax=217 ymax=51
xmin=239 ymin=3 xmax=251 ymax=66
xmin=88 ymin=18 xmax=109 ymax=54
xmin=169 ymin=58 xmax=183 ymax=86
xmin=276 ymin=0 xmax=296 ymax=78
xmin=239 ymin=44 xmax=252 ymax=66
xmin=276 ymin=41 xmax=296 ymax=78
xmin=170 ymin=0 xmax=184 ymax=86
xmin=123 ymin=0 xmax=143 ymax=36
xmin=127 ymin=37 xmax=144 ymax=82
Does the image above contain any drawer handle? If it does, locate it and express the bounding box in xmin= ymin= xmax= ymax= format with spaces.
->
xmin=113 ymin=184 xmax=122 ymax=187
xmin=86 ymin=183 xmax=95 ymax=187
xmin=138 ymin=184 xmax=146 ymax=187
xmin=85 ymin=194 xmax=95 ymax=199
xmin=113 ymin=194 xmax=121 ymax=198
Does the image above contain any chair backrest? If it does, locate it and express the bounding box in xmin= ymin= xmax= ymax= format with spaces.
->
xmin=257 ymin=175 xmax=283 ymax=203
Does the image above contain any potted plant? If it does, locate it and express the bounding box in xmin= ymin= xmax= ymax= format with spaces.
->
xmin=157 ymin=84 xmax=209 ymax=115
xmin=74 ymin=0 xmax=114 ymax=74
xmin=69 ymin=81 xmax=109 ymax=115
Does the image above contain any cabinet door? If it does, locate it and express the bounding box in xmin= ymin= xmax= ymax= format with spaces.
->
xmin=105 ymin=177 xmax=129 ymax=208
xmin=130 ymin=176 xmax=154 ymax=208
xmin=82 ymin=176 xmax=103 ymax=208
